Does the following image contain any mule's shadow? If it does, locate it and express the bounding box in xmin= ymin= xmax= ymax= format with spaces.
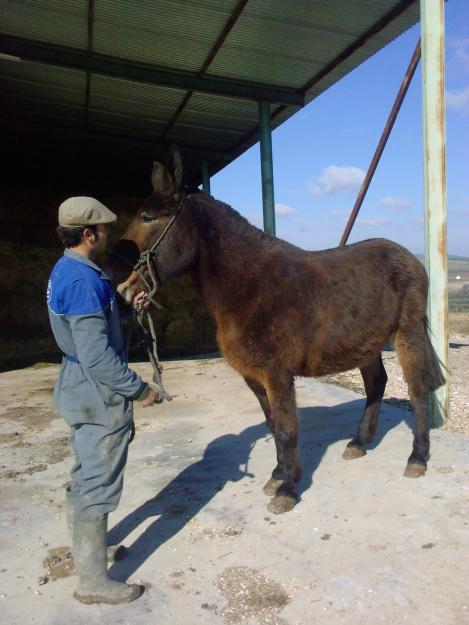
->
xmin=296 ymin=398 xmax=412 ymax=497
xmin=108 ymin=398 xmax=412 ymax=582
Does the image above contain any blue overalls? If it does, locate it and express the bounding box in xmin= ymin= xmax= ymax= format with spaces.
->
xmin=47 ymin=249 xmax=146 ymax=521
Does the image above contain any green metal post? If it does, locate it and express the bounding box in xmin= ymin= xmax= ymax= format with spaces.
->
xmin=202 ymin=160 xmax=211 ymax=194
xmin=421 ymin=0 xmax=448 ymax=427
xmin=258 ymin=101 xmax=276 ymax=236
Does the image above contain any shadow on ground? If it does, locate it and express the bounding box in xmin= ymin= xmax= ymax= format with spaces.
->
xmin=108 ymin=398 xmax=413 ymax=582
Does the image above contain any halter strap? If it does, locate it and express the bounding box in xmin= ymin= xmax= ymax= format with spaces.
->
xmin=133 ymin=191 xmax=190 ymax=273
xmin=112 ymin=191 xmax=190 ymax=407
xmin=131 ymin=191 xmax=190 ymax=308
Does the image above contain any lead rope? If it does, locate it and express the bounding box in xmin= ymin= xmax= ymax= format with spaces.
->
xmin=135 ymin=307 xmax=172 ymax=402
xmin=118 ymin=298 xmax=170 ymax=443
xmin=126 ymin=192 xmax=190 ymax=405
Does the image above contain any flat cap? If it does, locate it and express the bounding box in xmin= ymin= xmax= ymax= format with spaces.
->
xmin=58 ymin=196 xmax=117 ymax=227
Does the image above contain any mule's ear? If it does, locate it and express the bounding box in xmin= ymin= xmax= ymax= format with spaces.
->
xmin=169 ymin=144 xmax=183 ymax=191
xmin=151 ymin=161 xmax=174 ymax=195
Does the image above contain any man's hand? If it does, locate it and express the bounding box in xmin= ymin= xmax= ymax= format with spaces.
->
xmin=133 ymin=290 xmax=150 ymax=312
xmin=138 ymin=385 xmax=160 ymax=408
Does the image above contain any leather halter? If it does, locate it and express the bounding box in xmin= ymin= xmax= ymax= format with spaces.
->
xmin=131 ymin=192 xmax=190 ymax=306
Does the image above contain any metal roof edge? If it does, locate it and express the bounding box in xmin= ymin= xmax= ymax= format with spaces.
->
xmin=0 ymin=34 xmax=305 ymax=106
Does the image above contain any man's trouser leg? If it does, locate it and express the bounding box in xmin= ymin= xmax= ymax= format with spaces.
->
xmin=68 ymin=421 xmax=143 ymax=604
xmin=65 ymin=487 xmax=125 ymax=563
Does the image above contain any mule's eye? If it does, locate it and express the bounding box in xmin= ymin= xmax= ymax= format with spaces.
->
xmin=140 ymin=213 xmax=157 ymax=223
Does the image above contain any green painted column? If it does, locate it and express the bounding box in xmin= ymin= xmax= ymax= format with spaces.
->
xmin=421 ymin=0 xmax=448 ymax=426
xmin=202 ymin=160 xmax=211 ymax=194
xmin=258 ymin=101 xmax=276 ymax=236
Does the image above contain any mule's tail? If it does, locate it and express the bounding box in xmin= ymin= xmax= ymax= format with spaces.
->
xmin=422 ymin=316 xmax=446 ymax=391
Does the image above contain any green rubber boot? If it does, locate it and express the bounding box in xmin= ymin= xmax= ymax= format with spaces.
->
xmin=73 ymin=517 xmax=144 ymax=605
xmin=65 ymin=488 xmax=125 ymax=563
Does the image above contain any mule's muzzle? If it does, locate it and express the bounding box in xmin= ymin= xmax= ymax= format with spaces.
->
xmin=117 ymin=271 xmax=142 ymax=305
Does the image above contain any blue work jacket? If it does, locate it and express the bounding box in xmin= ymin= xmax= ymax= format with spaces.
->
xmin=47 ymin=249 xmax=146 ymax=427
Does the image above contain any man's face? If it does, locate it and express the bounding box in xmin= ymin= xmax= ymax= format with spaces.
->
xmin=85 ymin=223 xmax=112 ymax=257
xmin=95 ymin=223 xmax=111 ymax=253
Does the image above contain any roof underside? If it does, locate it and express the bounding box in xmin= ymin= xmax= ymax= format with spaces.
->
xmin=0 ymin=0 xmax=419 ymax=195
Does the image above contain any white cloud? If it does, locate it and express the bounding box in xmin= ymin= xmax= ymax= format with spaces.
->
xmin=247 ymin=212 xmax=263 ymax=226
xmin=275 ymin=203 xmax=296 ymax=217
xmin=448 ymin=37 xmax=469 ymax=72
xmin=378 ymin=196 xmax=412 ymax=210
xmin=446 ymin=86 xmax=469 ymax=115
xmin=356 ymin=217 xmax=391 ymax=227
xmin=308 ymin=165 xmax=366 ymax=196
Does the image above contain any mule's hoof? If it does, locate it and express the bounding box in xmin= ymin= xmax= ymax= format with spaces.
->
xmin=342 ymin=445 xmax=366 ymax=461
xmin=404 ymin=462 xmax=427 ymax=478
xmin=263 ymin=478 xmax=284 ymax=496
xmin=267 ymin=493 xmax=298 ymax=515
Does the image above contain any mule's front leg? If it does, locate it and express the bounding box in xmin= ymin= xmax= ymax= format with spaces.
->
xmin=265 ymin=378 xmax=302 ymax=514
xmin=243 ymin=376 xmax=286 ymax=496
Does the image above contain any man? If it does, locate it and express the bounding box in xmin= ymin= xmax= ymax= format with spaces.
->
xmin=47 ymin=196 xmax=158 ymax=604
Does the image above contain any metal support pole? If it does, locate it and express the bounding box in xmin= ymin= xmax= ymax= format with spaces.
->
xmin=202 ymin=160 xmax=211 ymax=194
xmin=421 ymin=0 xmax=448 ymax=426
xmin=258 ymin=101 xmax=276 ymax=236
xmin=340 ymin=40 xmax=421 ymax=247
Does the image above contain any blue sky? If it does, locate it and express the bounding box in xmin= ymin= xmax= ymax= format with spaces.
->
xmin=211 ymin=0 xmax=468 ymax=257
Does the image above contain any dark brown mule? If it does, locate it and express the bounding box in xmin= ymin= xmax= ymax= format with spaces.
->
xmin=109 ymin=149 xmax=445 ymax=514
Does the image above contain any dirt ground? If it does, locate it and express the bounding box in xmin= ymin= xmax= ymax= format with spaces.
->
xmin=0 ymin=357 xmax=468 ymax=625
xmin=321 ymin=332 xmax=469 ymax=434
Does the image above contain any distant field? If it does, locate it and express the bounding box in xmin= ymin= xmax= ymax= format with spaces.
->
xmin=448 ymin=257 xmax=469 ymax=311
xmin=449 ymin=312 xmax=469 ymax=335
xmin=447 ymin=257 xmax=469 ymax=301
xmin=417 ymin=255 xmax=469 ymax=310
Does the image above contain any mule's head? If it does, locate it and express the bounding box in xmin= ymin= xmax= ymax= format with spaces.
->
xmin=113 ymin=146 xmax=198 ymax=303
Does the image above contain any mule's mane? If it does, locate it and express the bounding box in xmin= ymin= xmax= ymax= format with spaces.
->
xmin=190 ymin=192 xmax=270 ymax=245
xmin=180 ymin=192 xmax=308 ymax=314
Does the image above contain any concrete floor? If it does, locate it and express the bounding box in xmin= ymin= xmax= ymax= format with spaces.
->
xmin=0 ymin=357 xmax=468 ymax=625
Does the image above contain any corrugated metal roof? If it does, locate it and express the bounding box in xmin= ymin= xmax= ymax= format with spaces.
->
xmin=0 ymin=58 xmax=85 ymax=98
xmin=93 ymin=0 xmax=240 ymax=72
xmin=176 ymin=92 xmax=259 ymax=135
xmin=90 ymin=75 xmax=186 ymax=123
xmin=0 ymin=0 xmax=420 ymax=191
xmin=0 ymin=58 xmax=86 ymax=124
xmin=207 ymin=5 xmax=362 ymax=87
xmin=0 ymin=0 xmax=88 ymax=49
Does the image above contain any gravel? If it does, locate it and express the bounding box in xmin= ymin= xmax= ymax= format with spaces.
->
xmin=320 ymin=333 xmax=469 ymax=435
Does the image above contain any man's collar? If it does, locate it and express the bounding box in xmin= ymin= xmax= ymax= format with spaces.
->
xmin=64 ymin=248 xmax=111 ymax=281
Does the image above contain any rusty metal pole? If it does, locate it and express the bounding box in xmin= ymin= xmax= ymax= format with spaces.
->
xmin=339 ymin=40 xmax=421 ymax=247
xmin=421 ymin=0 xmax=448 ymax=426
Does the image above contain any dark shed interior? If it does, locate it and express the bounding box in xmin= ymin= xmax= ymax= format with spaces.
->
xmin=0 ymin=0 xmax=419 ymax=366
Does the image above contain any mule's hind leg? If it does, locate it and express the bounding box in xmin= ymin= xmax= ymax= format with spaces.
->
xmin=394 ymin=323 xmax=441 ymax=478
xmin=264 ymin=376 xmax=301 ymax=514
xmin=244 ymin=376 xmax=272 ymax=423
xmin=343 ymin=354 xmax=387 ymax=460
xmin=244 ymin=377 xmax=285 ymax=496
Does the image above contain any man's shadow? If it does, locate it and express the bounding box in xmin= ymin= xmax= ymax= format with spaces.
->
xmin=108 ymin=423 xmax=264 ymax=581
xmin=108 ymin=398 xmax=411 ymax=582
